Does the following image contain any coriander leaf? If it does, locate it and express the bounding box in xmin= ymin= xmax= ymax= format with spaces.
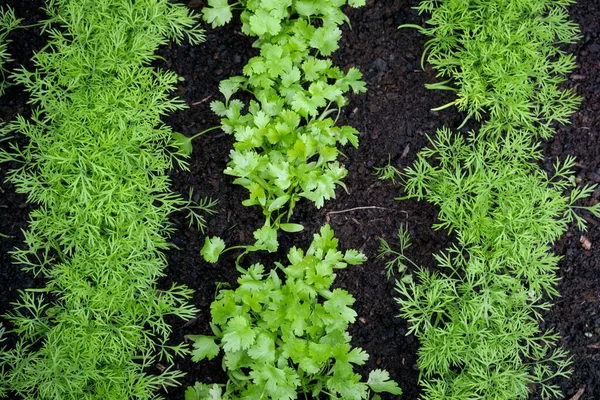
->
xmin=348 ymin=0 xmax=366 ymax=7
xmin=291 ymin=90 xmax=320 ymax=118
xmin=253 ymin=223 xmax=279 ymax=252
xmin=203 ymin=0 xmax=233 ymax=28
xmin=189 ymin=335 xmax=221 ymax=361
xmin=225 ymin=149 xmax=260 ymax=176
xmin=295 ymin=0 xmax=320 ymax=16
xmin=337 ymin=67 xmax=367 ymax=93
xmin=247 ymin=333 xmax=276 ymax=363
xmin=347 ymin=347 xmax=369 ymax=365
xmin=367 ymin=369 xmax=403 ymax=394
xmin=302 ymin=173 xmax=336 ymax=208
xmin=302 ymin=58 xmax=330 ymax=81
xmin=211 ymin=291 xmax=239 ymax=325
xmin=323 ymin=289 xmax=357 ymax=323
xmin=201 ymin=236 xmax=226 ymax=263
xmin=344 ymin=249 xmax=365 ymax=265
xmin=268 ymin=194 xmax=291 ymax=211
xmin=210 ymin=100 xmax=228 ymax=116
xmin=222 ymin=315 xmax=256 ymax=352
xmin=280 ymin=223 xmax=304 ymax=233
xmin=281 ymin=67 xmax=302 ymax=87
xmin=185 ymin=382 xmax=224 ymax=400
xmin=339 ymin=125 xmax=360 ymax=147
xmin=171 ymin=132 xmax=193 ymax=156
xmin=249 ymin=9 xmax=282 ymax=36
xmin=310 ymin=25 xmax=342 ymax=56
xmin=219 ymin=76 xmax=246 ymax=102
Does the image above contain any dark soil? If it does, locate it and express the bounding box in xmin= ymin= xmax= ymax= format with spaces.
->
xmin=1 ymin=1 xmax=599 ymax=399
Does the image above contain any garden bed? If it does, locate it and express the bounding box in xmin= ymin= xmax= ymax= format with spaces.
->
xmin=0 ymin=0 xmax=598 ymax=399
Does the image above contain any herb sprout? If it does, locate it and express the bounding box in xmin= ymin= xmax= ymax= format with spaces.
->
xmin=394 ymin=0 xmax=596 ymax=398
xmin=377 ymin=224 xmax=418 ymax=278
xmin=373 ymin=155 xmax=402 ymax=185
xmin=394 ymin=127 xmax=598 ymax=399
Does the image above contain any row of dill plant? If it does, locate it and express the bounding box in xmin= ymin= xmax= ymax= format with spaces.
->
xmin=0 ymin=1 xmax=212 ymax=398
xmin=381 ymin=0 xmax=600 ymax=399
xmin=0 ymin=9 xmax=19 ymax=396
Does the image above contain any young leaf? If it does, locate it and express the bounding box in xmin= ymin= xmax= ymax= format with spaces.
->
xmin=222 ymin=315 xmax=256 ymax=352
xmin=189 ymin=335 xmax=221 ymax=361
xmin=172 ymin=132 xmax=193 ymax=156
xmin=201 ymin=236 xmax=226 ymax=263
xmin=367 ymin=369 xmax=403 ymax=394
xmin=280 ymin=223 xmax=304 ymax=233
xmin=310 ymin=25 xmax=342 ymax=55
xmin=203 ymin=0 xmax=233 ymax=28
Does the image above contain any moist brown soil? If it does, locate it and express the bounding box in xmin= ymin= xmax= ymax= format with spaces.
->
xmin=1 ymin=1 xmax=599 ymax=399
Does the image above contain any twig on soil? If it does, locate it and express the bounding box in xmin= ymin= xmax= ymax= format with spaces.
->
xmin=569 ymin=386 xmax=585 ymax=400
xmin=326 ymin=206 xmax=392 ymax=215
xmin=191 ymin=94 xmax=213 ymax=106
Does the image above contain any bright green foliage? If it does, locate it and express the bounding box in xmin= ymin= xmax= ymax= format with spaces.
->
xmin=394 ymin=128 xmax=598 ymax=399
xmin=0 ymin=1 xmax=209 ymax=398
xmin=409 ymin=0 xmax=581 ymax=138
xmin=186 ymin=225 xmax=401 ymax=399
xmin=0 ymin=7 xmax=21 ymax=96
xmin=202 ymin=0 xmax=366 ymax=252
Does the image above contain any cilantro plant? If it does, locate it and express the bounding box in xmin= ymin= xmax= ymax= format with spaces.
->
xmin=393 ymin=128 xmax=599 ymax=399
xmin=202 ymin=0 xmax=367 ymax=252
xmin=0 ymin=7 xmax=20 ymax=96
xmin=403 ymin=0 xmax=581 ymax=138
xmin=187 ymin=225 xmax=402 ymax=400
xmin=0 ymin=1 xmax=209 ymax=398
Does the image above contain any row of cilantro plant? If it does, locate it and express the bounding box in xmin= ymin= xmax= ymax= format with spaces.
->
xmin=377 ymin=0 xmax=600 ymax=399
xmin=184 ymin=1 xmax=402 ymax=399
xmin=0 ymin=1 xmax=211 ymax=398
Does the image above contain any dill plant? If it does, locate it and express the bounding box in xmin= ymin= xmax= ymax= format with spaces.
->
xmin=0 ymin=7 xmax=20 ymax=96
xmin=0 ymin=1 xmax=209 ymax=398
xmin=199 ymin=0 xmax=367 ymax=253
xmin=403 ymin=0 xmax=581 ymax=138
